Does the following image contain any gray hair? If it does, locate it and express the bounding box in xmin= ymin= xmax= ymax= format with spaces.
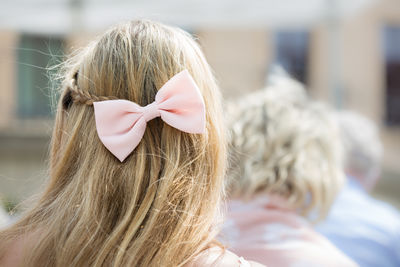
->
xmin=226 ymin=76 xmax=344 ymax=220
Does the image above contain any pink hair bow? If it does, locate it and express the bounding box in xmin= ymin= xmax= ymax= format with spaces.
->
xmin=93 ymin=70 xmax=206 ymax=162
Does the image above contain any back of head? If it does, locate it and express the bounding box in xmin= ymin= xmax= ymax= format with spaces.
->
xmin=227 ymin=77 xmax=344 ymax=220
xmin=336 ymin=111 xmax=383 ymax=190
xmin=0 ymin=20 xmax=226 ymax=267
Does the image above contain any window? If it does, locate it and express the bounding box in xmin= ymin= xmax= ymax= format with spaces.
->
xmin=274 ymin=31 xmax=309 ymax=85
xmin=17 ymin=35 xmax=64 ymax=118
xmin=384 ymin=26 xmax=400 ymax=126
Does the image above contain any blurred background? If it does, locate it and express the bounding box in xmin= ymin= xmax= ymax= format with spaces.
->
xmin=0 ymin=0 xmax=399 ymax=211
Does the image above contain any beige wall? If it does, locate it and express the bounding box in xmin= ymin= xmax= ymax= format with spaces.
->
xmin=0 ymin=31 xmax=18 ymax=129
xmin=309 ymin=0 xmax=400 ymax=173
xmin=198 ymin=29 xmax=271 ymax=98
xmin=65 ymin=32 xmax=99 ymax=54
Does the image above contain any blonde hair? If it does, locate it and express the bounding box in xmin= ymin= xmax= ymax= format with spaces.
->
xmin=0 ymin=20 xmax=226 ymax=266
xmin=227 ymin=77 xmax=343 ymax=220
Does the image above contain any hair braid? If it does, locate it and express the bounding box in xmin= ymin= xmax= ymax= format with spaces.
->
xmin=68 ymin=78 xmax=117 ymax=106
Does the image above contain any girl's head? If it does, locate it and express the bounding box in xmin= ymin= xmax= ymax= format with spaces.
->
xmin=227 ymin=77 xmax=344 ymax=220
xmin=1 ymin=20 xmax=226 ymax=266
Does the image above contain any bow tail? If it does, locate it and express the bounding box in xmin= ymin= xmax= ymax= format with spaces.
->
xmin=97 ymin=117 xmax=147 ymax=162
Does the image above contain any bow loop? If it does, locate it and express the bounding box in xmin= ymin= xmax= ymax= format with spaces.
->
xmin=93 ymin=70 xmax=205 ymax=162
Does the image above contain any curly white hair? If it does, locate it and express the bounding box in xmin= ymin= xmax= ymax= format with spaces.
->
xmin=226 ymin=76 xmax=344 ymax=220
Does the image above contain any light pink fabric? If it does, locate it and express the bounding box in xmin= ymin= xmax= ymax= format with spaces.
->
xmin=93 ymin=70 xmax=205 ymax=162
xmin=223 ymin=198 xmax=358 ymax=267
xmin=186 ymin=247 xmax=265 ymax=267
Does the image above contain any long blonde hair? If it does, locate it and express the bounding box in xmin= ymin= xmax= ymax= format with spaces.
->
xmin=227 ymin=76 xmax=343 ymax=220
xmin=0 ymin=20 xmax=226 ymax=266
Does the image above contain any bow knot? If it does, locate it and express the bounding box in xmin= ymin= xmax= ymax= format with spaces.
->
xmin=93 ymin=70 xmax=205 ymax=162
xmin=142 ymin=101 xmax=160 ymax=122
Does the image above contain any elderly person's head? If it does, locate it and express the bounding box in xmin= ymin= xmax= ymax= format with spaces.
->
xmin=336 ymin=111 xmax=383 ymax=191
xmin=227 ymin=77 xmax=344 ymax=220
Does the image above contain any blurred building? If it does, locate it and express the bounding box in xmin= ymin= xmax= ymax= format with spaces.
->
xmin=0 ymin=0 xmax=399 ymax=207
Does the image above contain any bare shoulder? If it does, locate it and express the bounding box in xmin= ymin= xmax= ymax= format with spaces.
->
xmin=187 ymin=247 xmax=265 ymax=267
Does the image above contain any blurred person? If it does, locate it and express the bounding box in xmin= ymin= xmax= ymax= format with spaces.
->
xmin=317 ymin=111 xmax=400 ymax=267
xmin=0 ymin=20 xmax=263 ymax=267
xmin=222 ymin=76 xmax=357 ymax=267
